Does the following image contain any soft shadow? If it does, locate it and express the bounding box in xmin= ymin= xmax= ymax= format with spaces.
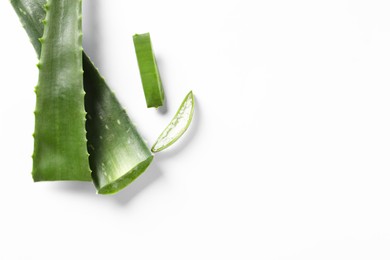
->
xmin=156 ymin=96 xmax=201 ymax=160
xmin=112 ymin=162 xmax=163 ymax=205
xmin=53 ymin=162 xmax=163 ymax=204
xmin=83 ymin=0 xmax=102 ymax=66
xmin=155 ymin=55 xmax=169 ymax=114
xmin=54 ymin=181 xmax=97 ymax=196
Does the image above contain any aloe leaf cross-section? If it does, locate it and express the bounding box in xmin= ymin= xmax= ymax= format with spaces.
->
xmin=152 ymin=91 xmax=195 ymax=153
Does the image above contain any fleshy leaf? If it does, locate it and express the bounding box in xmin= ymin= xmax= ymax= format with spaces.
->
xmin=152 ymin=91 xmax=195 ymax=153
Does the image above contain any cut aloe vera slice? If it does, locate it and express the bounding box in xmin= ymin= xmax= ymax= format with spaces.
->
xmin=152 ymin=91 xmax=195 ymax=153
xmin=32 ymin=0 xmax=91 ymax=181
xmin=11 ymin=0 xmax=153 ymax=194
xmin=133 ymin=33 xmax=165 ymax=108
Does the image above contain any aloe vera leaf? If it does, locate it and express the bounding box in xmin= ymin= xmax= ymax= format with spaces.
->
xmin=11 ymin=0 xmax=154 ymax=193
xmin=10 ymin=0 xmax=46 ymax=55
xmin=83 ymin=56 xmax=154 ymax=194
xmin=152 ymin=91 xmax=195 ymax=153
xmin=133 ymin=33 xmax=165 ymax=108
xmin=32 ymin=0 xmax=91 ymax=181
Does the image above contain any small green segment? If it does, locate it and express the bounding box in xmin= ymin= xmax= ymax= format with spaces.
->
xmin=32 ymin=0 xmax=91 ymax=181
xmin=12 ymin=0 xmax=153 ymax=193
xmin=152 ymin=91 xmax=195 ymax=153
xmin=133 ymin=33 xmax=165 ymax=108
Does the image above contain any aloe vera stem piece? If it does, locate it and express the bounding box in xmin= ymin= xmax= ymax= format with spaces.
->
xmin=32 ymin=0 xmax=90 ymax=181
xmin=11 ymin=0 xmax=153 ymax=193
xmin=152 ymin=91 xmax=195 ymax=153
xmin=133 ymin=33 xmax=165 ymax=108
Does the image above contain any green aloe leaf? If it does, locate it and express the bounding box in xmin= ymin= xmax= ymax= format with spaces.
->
xmin=133 ymin=33 xmax=165 ymax=108
xmin=83 ymin=57 xmax=154 ymax=194
xmin=11 ymin=0 xmax=153 ymax=194
xmin=33 ymin=0 xmax=90 ymax=181
xmin=152 ymin=91 xmax=195 ymax=153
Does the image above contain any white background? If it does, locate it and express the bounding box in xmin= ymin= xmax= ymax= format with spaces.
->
xmin=1 ymin=0 xmax=390 ymax=259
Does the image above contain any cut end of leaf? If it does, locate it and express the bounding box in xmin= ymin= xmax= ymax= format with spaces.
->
xmin=151 ymin=91 xmax=195 ymax=153
xmin=97 ymin=155 xmax=154 ymax=195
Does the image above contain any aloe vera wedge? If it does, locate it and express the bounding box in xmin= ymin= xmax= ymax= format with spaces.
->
xmin=83 ymin=57 xmax=154 ymax=194
xmin=152 ymin=91 xmax=195 ymax=153
xmin=32 ymin=0 xmax=90 ymax=181
xmin=133 ymin=33 xmax=165 ymax=108
xmin=11 ymin=0 xmax=153 ymax=193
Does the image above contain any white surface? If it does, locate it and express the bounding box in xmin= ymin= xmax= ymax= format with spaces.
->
xmin=1 ymin=0 xmax=390 ymax=259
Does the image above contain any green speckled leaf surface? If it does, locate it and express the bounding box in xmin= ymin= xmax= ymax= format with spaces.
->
xmin=33 ymin=0 xmax=90 ymax=181
xmin=11 ymin=0 xmax=153 ymax=193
